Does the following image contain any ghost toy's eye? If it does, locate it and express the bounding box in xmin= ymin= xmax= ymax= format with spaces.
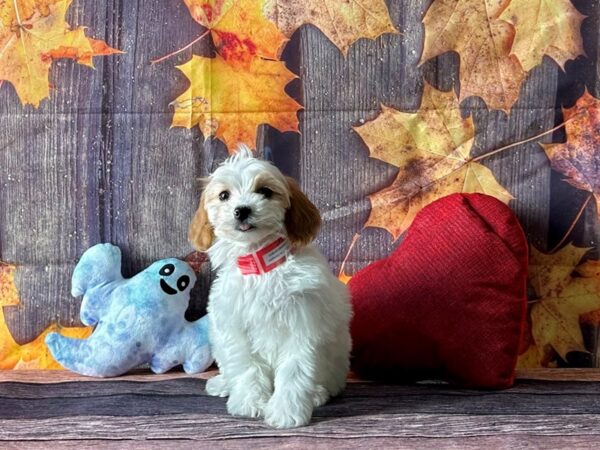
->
xmin=159 ymin=264 xmax=175 ymax=276
xmin=177 ymin=275 xmax=190 ymax=292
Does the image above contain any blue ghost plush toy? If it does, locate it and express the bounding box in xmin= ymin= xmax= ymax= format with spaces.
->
xmin=45 ymin=243 xmax=213 ymax=377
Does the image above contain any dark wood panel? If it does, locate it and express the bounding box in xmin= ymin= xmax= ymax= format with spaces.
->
xmin=298 ymin=0 xmax=424 ymax=270
xmin=0 ymin=0 xmax=110 ymax=342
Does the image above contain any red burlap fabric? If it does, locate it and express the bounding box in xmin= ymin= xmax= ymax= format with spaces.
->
xmin=349 ymin=194 xmax=528 ymax=388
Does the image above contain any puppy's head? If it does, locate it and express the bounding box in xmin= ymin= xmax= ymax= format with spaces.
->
xmin=189 ymin=146 xmax=321 ymax=250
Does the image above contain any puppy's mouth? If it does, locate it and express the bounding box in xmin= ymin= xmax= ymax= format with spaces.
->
xmin=236 ymin=223 xmax=256 ymax=232
xmin=160 ymin=279 xmax=178 ymax=295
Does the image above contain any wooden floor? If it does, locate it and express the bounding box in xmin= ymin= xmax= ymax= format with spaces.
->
xmin=1 ymin=370 xmax=600 ymax=449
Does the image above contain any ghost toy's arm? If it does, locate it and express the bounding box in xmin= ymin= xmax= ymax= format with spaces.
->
xmin=150 ymin=316 xmax=213 ymax=374
xmin=72 ymin=244 xmax=124 ymax=326
xmin=79 ymin=289 xmax=112 ymax=327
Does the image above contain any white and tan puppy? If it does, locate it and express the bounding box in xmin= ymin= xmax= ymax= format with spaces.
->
xmin=189 ymin=146 xmax=352 ymax=428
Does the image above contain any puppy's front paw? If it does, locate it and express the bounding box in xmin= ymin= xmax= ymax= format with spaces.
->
xmin=313 ymin=385 xmax=330 ymax=408
xmin=264 ymin=395 xmax=312 ymax=428
xmin=227 ymin=389 xmax=269 ymax=419
xmin=206 ymin=374 xmax=229 ymax=397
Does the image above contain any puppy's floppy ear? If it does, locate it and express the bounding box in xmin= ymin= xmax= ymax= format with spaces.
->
xmin=284 ymin=177 xmax=321 ymax=247
xmin=188 ymin=191 xmax=214 ymax=251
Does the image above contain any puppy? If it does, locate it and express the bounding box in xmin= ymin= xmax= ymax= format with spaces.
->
xmin=188 ymin=146 xmax=352 ymax=428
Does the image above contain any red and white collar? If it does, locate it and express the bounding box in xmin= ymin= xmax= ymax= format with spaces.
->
xmin=237 ymin=237 xmax=291 ymax=276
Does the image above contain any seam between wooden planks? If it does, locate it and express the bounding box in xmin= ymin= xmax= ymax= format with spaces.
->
xmin=1 ymin=368 xmax=599 ymax=384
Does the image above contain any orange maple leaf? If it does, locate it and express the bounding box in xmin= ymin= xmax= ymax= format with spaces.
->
xmin=354 ymin=83 xmax=512 ymax=240
xmin=0 ymin=0 xmax=120 ymax=107
xmin=0 ymin=263 xmax=19 ymax=308
xmin=0 ymin=262 xmax=92 ymax=370
xmin=44 ymin=29 xmax=123 ymax=67
xmin=420 ymin=0 xmax=526 ymax=113
xmin=263 ymin=0 xmax=398 ymax=55
xmin=500 ymin=0 xmax=586 ymax=71
xmin=171 ymin=54 xmax=301 ymax=151
xmin=542 ymin=91 xmax=600 ymax=220
xmin=183 ymin=0 xmax=287 ymax=62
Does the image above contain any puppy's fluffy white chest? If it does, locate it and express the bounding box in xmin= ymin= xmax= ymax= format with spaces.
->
xmin=208 ymin=246 xmax=341 ymax=365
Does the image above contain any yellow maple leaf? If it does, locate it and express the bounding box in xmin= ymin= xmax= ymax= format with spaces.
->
xmin=354 ymin=83 xmax=512 ymax=240
xmin=264 ymin=0 xmax=398 ymax=55
xmin=0 ymin=261 xmax=92 ymax=370
xmin=183 ymin=0 xmax=287 ymax=61
xmin=338 ymin=270 xmax=352 ymax=285
xmin=516 ymin=344 xmax=557 ymax=369
xmin=171 ymin=54 xmax=301 ymax=151
xmin=542 ymin=91 xmax=600 ymax=220
xmin=0 ymin=0 xmax=120 ymax=107
xmin=529 ymin=245 xmax=600 ymax=361
xmin=420 ymin=0 xmax=526 ymax=113
xmin=44 ymin=28 xmax=123 ymax=67
xmin=500 ymin=0 xmax=586 ymax=71
xmin=579 ymin=261 xmax=600 ymax=325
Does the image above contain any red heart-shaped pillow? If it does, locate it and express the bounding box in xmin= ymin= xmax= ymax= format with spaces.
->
xmin=349 ymin=193 xmax=528 ymax=388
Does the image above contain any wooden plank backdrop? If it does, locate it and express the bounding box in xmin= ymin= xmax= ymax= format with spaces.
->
xmin=0 ymin=0 xmax=599 ymax=367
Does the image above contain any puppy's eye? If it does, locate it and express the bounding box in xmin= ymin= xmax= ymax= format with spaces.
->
xmin=256 ymin=187 xmax=273 ymax=199
xmin=219 ymin=191 xmax=230 ymax=201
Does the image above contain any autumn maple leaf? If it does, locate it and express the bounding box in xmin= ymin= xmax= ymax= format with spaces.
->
xmin=516 ymin=343 xmax=557 ymax=369
xmin=0 ymin=263 xmax=19 ymax=308
xmin=500 ymin=0 xmax=586 ymax=71
xmin=0 ymin=261 xmax=91 ymax=370
xmin=171 ymin=54 xmax=301 ymax=151
xmin=0 ymin=0 xmax=120 ymax=107
xmin=183 ymin=0 xmax=287 ymax=62
xmin=420 ymin=0 xmax=526 ymax=113
xmin=354 ymin=83 xmax=512 ymax=240
xmin=528 ymin=245 xmax=600 ymax=362
xmin=44 ymin=28 xmax=122 ymax=67
xmin=542 ymin=91 xmax=600 ymax=220
xmin=264 ymin=0 xmax=398 ymax=55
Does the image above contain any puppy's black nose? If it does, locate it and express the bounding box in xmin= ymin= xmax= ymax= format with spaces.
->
xmin=234 ymin=206 xmax=252 ymax=221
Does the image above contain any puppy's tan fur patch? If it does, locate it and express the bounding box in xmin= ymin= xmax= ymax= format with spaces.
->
xmin=284 ymin=177 xmax=321 ymax=247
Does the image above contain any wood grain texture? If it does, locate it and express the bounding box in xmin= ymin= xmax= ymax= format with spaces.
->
xmin=5 ymin=367 xmax=600 ymax=384
xmin=5 ymin=436 xmax=600 ymax=450
xmin=0 ymin=368 xmax=219 ymax=384
xmin=2 ymin=377 xmax=600 ymax=442
xmin=0 ymin=0 xmax=107 ymax=342
xmin=0 ymin=0 xmax=219 ymax=343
